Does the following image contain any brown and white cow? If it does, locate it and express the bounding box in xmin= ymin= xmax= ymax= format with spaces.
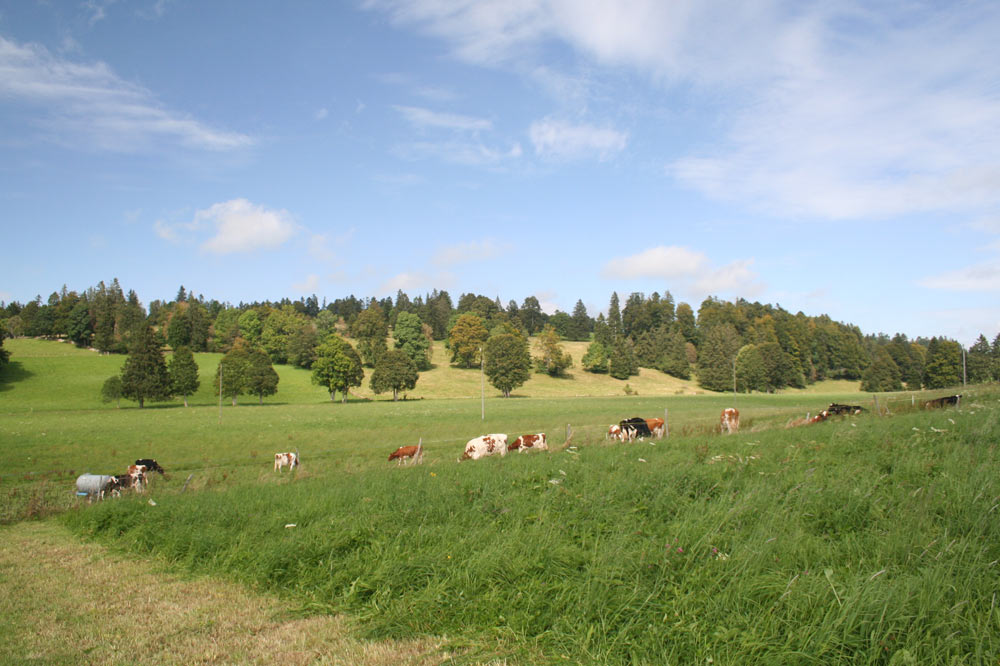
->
xmin=460 ymin=434 xmax=508 ymax=461
xmin=509 ymin=433 xmax=547 ymax=453
xmin=388 ymin=443 xmax=423 ymax=465
xmin=126 ymin=464 xmax=148 ymax=492
xmin=274 ymin=451 xmax=299 ymax=472
xmin=720 ymin=408 xmax=740 ymax=435
xmin=607 ymin=424 xmax=623 ymax=441
xmin=645 ymin=417 xmax=665 ymax=439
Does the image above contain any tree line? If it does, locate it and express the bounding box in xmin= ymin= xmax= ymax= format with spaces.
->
xmin=2 ymin=280 xmax=998 ymax=406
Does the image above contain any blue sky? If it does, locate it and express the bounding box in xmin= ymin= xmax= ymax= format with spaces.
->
xmin=2 ymin=1 xmax=998 ymax=345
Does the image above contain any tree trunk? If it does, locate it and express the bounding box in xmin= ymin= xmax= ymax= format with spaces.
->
xmin=259 ymin=393 xmax=263 ymax=405
xmin=138 ymin=397 xmax=144 ymax=408
xmin=393 ymin=389 xmax=398 ymax=401
xmin=183 ymin=395 xmax=189 ymax=408
xmin=232 ymin=395 xmax=237 ymax=407
xmin=330 ymin=391 xmax=335 ymax=401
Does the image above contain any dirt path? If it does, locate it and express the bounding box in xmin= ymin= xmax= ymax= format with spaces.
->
xmin=0 ymin=521 xmax=449 ymax=665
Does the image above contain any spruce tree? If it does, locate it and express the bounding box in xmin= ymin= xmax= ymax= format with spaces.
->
xmin=119 ymin=325 xmax=172 ymax=408
xmin=246 ymin=348 xmax=279 ymax=404
xmin=861 ymin=348 xmax=903 ymax=392
xmin=696 ymin=324 xmax=741 ymax=391
xmin=657 ymin=326 xmax=690 ymax=379
xmin=582 ymin=340 xmax=610 ymax=373
xmin=394 ymin=312 xmax=432 ymax=370
xmin=607 ymin=292 xmax=622 ymax=340
xmin=168 ymin=346 xmax=200 ymax=407
xmin=214 ymin=339 xmax=253 ymax=406
xmin=923 ymin=337 xmax=963 ymax=389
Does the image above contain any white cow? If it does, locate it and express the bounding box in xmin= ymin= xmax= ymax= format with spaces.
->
xmin=274 ymin=451 xmax=299 ymax=472
xmin=509 ymin=433 xmax=547 ymax=453
xmin=720 ymin=408 xmax=740 ymax=435
xmin=460 ymin=434 xmax=508 ymax=461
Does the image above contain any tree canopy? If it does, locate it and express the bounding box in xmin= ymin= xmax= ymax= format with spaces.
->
xmin=120 ymin=325 xmax=172 ymax=408
xmin=484 ymin=332 xmax=531 ymax=397
xmin=311 ymin=335 xmax=364 ymax=402
xmin=370 ymin=348 xmax=418 ymax=401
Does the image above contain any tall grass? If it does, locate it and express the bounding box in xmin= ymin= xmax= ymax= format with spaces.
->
xmin=63 ymin=392 xmax=1000 ymax=664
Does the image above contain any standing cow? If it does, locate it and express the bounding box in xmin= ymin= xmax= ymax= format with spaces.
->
xmin=645 ymin=417 xmax=665 ymax=439
xmin=720 ymin=408 xmax=740 ymax=434
xmin=460 ymin=434 xmax=508 ymax=461
xmin=388 ymin=443 xmax=423 ymax=465
xmin=620 ymin=417 xmax=652 ymax=442
xmin=509 ymin=433 xmax=547 ymax=453
xmin=274 ymin=451 xmax=299 ymax=472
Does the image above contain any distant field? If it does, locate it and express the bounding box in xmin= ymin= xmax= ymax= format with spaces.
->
xmin=2 ymin=338 xmax=993 ymax=664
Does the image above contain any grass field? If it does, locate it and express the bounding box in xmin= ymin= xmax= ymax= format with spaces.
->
xmin=2 ymin=338 xmax=997 ymax=664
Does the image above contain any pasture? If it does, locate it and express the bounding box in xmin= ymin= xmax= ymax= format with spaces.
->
xmin=2 ymin=339 xmax=998 ymax=663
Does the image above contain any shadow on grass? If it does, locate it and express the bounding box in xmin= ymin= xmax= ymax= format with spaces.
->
xmin=0 ymin=361 xmax=33 ymax=392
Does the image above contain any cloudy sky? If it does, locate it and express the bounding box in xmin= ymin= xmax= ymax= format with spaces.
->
xmin=2 ymin=1 xmax=998 ymax=344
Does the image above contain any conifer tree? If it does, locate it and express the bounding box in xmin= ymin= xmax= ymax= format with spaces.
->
xmin=120 ymin=325 xmax=172 ymax=408
xmin=394 ymin=311 xmax=432 ymax=370
xmin=657 ymin=325 xmax=690 ymax=379
xmin=923 ymin=337 xmax=963 ymax=389
xmin=246 ymin=348 xmax=279 ymax=404
xmin=582 ymin=340 xmax=610 ymax=373
xmin=168 ymin=346 xmax=200 ymax=407
xmin=861 ymin=348 xmax=903 ymax=392
xmin=696 ymin=324 xmax=741 ymax=391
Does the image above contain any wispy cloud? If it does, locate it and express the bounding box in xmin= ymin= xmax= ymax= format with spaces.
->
xmin=0 ymin=36 xmax=253 ymax=152
xmin=396 ymin=140 xmax=522 ymax=166
xmin=395 ymin=105 xmax=492 ymax=132
xmin=919 ymin=262 xmax=1000 ymax=292
xmin=530 ymin=118 xmax=627 ymax=161
xmin=602 ymin=244 xmax=763 ymax=297
xmin=432 ymin=238 xmax=511 ymax=266
xmin=379 ymin=270 xmax=456 ymax=294
xmin=292 ymin=274 xmax=321 ymax=292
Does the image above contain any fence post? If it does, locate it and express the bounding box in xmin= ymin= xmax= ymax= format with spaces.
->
xmin=873 ymin=395 xmax=880 ymax=416
xmin=181 ymin=473 xmax=194 ymax=493
xmin=566 ymin=423 xmax=572 ymax=444
xmin=664 ymin=408 xmax=669 ymax=438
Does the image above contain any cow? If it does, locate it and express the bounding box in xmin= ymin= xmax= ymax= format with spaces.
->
xmin=808 ymin=410 xmax=830 ymax=424
xmin=107 ymin=474 xmax=137 ymax=496
xmin=509 ymin=433 xmax=548 ymax=453
xmin=720 ymin=408 xmax=740 ymax=435
xmin=924 ymin=394 xmax=961 ymax=410
xmin=620 ymin=417 xmax=652 ymax=442
xmin=645 ymin=417 xmax=665 ymax=439
xmin=126 ymin=464 xmax=148 ymax=492
xmin=134 ymin=458 xmax=165 ymax=475
xmin=827 ymin=404 xmax=864 ymax=416
xmin=388 ymin=443 xmax=423 ymax=466
xmin=460 ymin=434 xmax=508 ymax=461
xmin=607 ymin=424 xmax=623 ymax=441
xmin=274 ymin=451 xmax=299 ymax=472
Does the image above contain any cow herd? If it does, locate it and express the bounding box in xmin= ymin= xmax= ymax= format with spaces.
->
xmin=75 ymin=458 xmax=164 ymax=501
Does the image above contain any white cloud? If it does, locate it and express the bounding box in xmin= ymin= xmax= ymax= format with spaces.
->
xmin=920 ymin=262 xmax=1000 ymax=292
xmin=292 ymin=274 xmax=321 ymax=292
xmin=0 ymin=36 xmax=253 ymax=152
xmin=368 ymin=2 xmax=1000 ymax=221
xmin=159 ymin=199 xmax=297 ymax=254
xmin=602 ymin=245 xmax=763 ymax=298
xmin=314 ymin=108 xmax=329 ymax=120
xmin=396 ymin=140 xmax=522 ymax=166
xmin=379 ymin=271 xmax=456 ymax=294
xmin=432 ymin=239 xmax=511 ymax=266
xmin=394 ymin=105 xmax=492 ymax=132
xmin=601 ymin=245 xmax=707 ymax=280
xmin=530 ymin=118 xmax=627 ymax=161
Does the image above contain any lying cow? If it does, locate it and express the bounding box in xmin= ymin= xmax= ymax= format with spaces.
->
xmin=274 ymin=451 xmax=299 ymax=472
xmin=509 ymin=433 xmax=547 ymax=453
xmin=134 ymin=458 xmax=165 ymax=475
xmin=720 ymin=408 xmax=740 ymax=434
xmin=388 ymin=443 xmax=423 ymax=465
xmin=460 ymin=434 xmax=508 ymax=461
xmin=827 ymin=404 xmax=864 ymax=416
xmin=924 ymin=394 xmax=961 ymax=409
xmin=620 ymin=417 xmax=652 ymax=442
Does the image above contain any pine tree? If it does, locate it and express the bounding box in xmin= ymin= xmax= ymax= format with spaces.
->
xmin=568 ymin=300 xmax=592 ymax=341
xmin=966 ymin=334 xmax=993 ymax=383
xmin=100 ymin=376 xmax=123 ymax=408
xmin=657 ymin=326 xmax=690 ymax=379
xmin=168 ymin=346 xmax=200 ymax=407
xmin=370 ymin=349 xmax=419 ymax=401
xmin=607 ymin=292 xmax=622 ymax=340
xmin=119 ymin=325 xmax=172 ymax=408
xmin=609 ymin=337 xmax=638 ymax=380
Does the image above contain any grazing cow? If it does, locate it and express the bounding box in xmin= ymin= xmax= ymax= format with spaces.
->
xmin=388 ymin=443 xmax=423 ymax=466
xmin=510 ymin=433 xmax=548 ymax=453
xmin=645 ymin=417 xmax=665 ymax=439
xmin=274 ymin=451 xmax=299 ymax=472
xmin=720 ymin=408 xmax=740 ymax=435
xmin=808 ymin=410 xmax=830 ymax=424
xmin=607 ymin=424 xmax=623 ymax=441
xmin=620 ymin=417 xmax=652 ymax=442
xmin=460 ymin=434 xmax=508 ymax=461
xmin=827 ymin=404 xmax=864 ymax=416
xmin=924 ymin=394 xmax=961 ymax=410
xmin=134 ymin=458 xmax=165 ymax=475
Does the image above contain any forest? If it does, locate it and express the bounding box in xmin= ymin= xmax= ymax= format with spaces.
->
xmin=1 ymin=279 xmax=998 ymax=401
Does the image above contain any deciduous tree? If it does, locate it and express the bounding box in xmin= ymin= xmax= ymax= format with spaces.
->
xmin=370 ymin=349 xmax=418 ymax=401
xmin=311 ymin=335 xmax=364 ymax=403
xmin=246 ymin=348 xmax=279 ymax=404
xmin=393 ymin=311 xmax=432 ymax=370
xmin=449 ymin=313 xmax=488 ymax=368
xmin=533 ymin=325 xmax=573 ymax=377
xmin=484 ymin=332 xmax=531 ymax=397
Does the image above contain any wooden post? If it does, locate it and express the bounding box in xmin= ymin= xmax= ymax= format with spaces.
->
xmin=566 ymin=423 xmax=572 ymax=443
xmin=664 ymin=408 xmax=669 ymax=438
xmin=873 ymin=395 xmax=880 ymax=416
xmin=181 ymin=473 xmax=194 ymax=493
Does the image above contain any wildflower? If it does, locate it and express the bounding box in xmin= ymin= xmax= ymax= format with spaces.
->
xmin=677 ymin=546 xmax=684 ymax=554
xmin=430 ymin=472 xmax=437 ymax=477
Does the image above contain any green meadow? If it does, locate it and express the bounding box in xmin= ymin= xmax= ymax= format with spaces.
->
xmin=2 ymin=338 xmax=998 ymax=664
